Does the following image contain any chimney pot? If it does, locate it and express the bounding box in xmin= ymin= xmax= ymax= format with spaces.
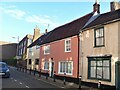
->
xmin=93 ymin=2 xmax=100 ymax=14
xmin=45 ymin=29 xmax=48 ymax=34
xmin=110 ymin=1 xmax=120 ymax=11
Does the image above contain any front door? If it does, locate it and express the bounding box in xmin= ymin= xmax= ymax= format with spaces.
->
xmin=115 ymin=61 xmax=120 ymax=90
xmin=50 ymin=62 xmax=54 ymax=77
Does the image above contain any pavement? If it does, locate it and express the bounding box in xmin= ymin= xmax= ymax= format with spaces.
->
xmin=15 ymin=66 xmax=98 ymax=90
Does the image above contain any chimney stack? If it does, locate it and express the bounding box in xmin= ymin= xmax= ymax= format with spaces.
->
xmin=110 ymin=1 xmax=120 ymax=11
xmin=33 ymin=25 xmax=40 ymax=42
xmin=45 ymin=29 xmax=48 ymax=34
xmin=93 ymin=0 xmax=100 ymax=13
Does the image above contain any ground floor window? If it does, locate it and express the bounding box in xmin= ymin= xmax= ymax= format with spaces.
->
xmin=59 ymin=61 xmax=73 ymax=75
xmin=88 ymin=56 xmax=111 ymax=81
xmin=29 ymin=59 xmax=31 ymax=65
xmin=35 ymin=59 xmax=39 ymax=65
xmin=44 ymin=61 xmax=49 ymax=70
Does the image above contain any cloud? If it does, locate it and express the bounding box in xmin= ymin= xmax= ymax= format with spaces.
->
xmin=6 ymin=5 xmax=16 ymax=8
xmin=26 ymin=15 xmax=60 ymax=30
xmin=4 ymin=9 xmax=26 ymax=20
xmin=0 ymin=4 xmax=60 ymax=30
xmin=0 ymin=5 xmax=26 ymax=20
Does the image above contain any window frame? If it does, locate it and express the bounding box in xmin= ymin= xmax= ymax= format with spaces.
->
xmin=65 ymin=39 xmax=71 ymax=52
xmin=29 ymin=39 xmax=33 ymax=44
xmin=36 ymin=45 xmax=40 ymax=49
xmin=58 ymin=61 xmax=73 ymax=75
xmin=29 ymin=47 xmax=32 ymax=53
xmin=94 ymin=27 xmax=105 ymax=47
xmin=88 ymin=56 xmax=111 ymax=81
xmin=35 ymin=59 xmax=39 ymax=65
xmin=28 ymin=59 xmax=32 ymax=65
xmin=44 ymin=45 xmax=50 ymax=55
xmin=44 ymin=61 xmax=49 ymax=70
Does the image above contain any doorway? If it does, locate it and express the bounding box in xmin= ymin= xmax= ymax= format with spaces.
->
xmin=50 ymin=62 xmax=54 ymax=77
xmin=115 ymin=61 xmax=120 ymax=90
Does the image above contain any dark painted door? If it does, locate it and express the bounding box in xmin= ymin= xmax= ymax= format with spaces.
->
xmin=116 ymin=61 xmax=120 ymax=90
xmin=51 ymin=62 xmax=54 ymax=77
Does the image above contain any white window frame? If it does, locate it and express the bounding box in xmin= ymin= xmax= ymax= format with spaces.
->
xmin=36 ymin=45 xmax=40 ymax=49
xmin=20 ymin=49 xmax=22 ymax=55
xmin=44 ymin=61 xmax=49 ymax=70
xmin=58 ymin=61 xmax=73 ymax=75
xmin=65 ymin=39 xmax=71 ymax=52
xmin=29 ymin=47 xmax=32 ymax=53
xmin=44 ymin=45 xmax=50 ymax=55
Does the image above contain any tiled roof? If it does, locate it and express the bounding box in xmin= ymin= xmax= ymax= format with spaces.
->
xmin=28 ymin=12 xmax=94 ymax=48
xmin=28 ymin=33 xmax=49 ymax=47
xmin=83 ymin=9 xmax=120 ymax=29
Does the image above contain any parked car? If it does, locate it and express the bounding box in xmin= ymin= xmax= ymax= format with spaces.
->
xmin=0 ymin=62 xmax=10 ymax=78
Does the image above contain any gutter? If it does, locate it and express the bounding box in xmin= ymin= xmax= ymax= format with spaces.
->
xmin=83 ymin=18 xmax=120 ymax=31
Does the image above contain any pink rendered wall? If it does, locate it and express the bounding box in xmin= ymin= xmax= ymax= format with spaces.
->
xmin=39 ymin=36 xmax=79 ymax=78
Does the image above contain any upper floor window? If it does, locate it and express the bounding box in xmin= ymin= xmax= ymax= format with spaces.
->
xmin=20 ymin=49 xmax=22 ymax=55
xmin=94 ymin=27 xmax=104 ymax=47
xmin=29 ymin=48 xmax=32 ymax=53
xmin=36 ymin=45 xmax=40 ymax=49
xmin=44 ymin=45 xmax=50 ymax=55
xmin=24 ymin=40 xmax=26 ymax=46
xmin=65 ymin=39 xmax=71 ymax=52
xmin=29 ymin=39 xmax=33 ymax=44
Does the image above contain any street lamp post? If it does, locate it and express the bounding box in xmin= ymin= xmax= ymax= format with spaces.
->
xmin=12 ymin=36 xmax=19 ymax=56
xmin=12 ymin=36 xmax=20 ymax=67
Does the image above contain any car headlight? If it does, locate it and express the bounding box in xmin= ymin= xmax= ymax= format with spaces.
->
xmin=6 ymin=69 xmax=9 ymax=72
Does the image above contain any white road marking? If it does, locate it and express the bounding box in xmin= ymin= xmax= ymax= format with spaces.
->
xmin=14 ymin=79 xmax=17 ymax=82
xmin=36 ymin=78 xmax=62 ymax=88
xmin=25 ymin=85 xmax=29 ymax=88
xmin=19 ymin=82 xmax=22 ymax=85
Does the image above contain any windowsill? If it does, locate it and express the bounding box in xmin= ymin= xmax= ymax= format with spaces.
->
xmin=88 ymin=78 xmax=111 ymax=82
xmin=58 ymin=72 xmax=72 ymax=76
xmin=93 ymin=45 xmax=105 ymax=48
xmin=65 ymin=50 xmax=71 ymax=53
xmin=44 ymin=53 xmax=50 ymax=55
xmin=44 ymin=69 xmax=49 ymax=71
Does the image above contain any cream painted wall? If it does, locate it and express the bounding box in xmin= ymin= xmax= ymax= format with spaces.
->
xmin=27 ymin=46 xmax=40 ymax=71
xmin=81 ymin=21 xmax=119 ymax=86
xmin=118 ymin=21 xmax=120 ymax=60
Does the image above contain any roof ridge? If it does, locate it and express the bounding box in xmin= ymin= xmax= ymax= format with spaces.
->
xmin=52 ymin=12 xmax=94 ymax=31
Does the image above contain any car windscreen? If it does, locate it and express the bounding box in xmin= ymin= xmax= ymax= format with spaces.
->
xmin=0 ymin=63 xmax=6 ymax=68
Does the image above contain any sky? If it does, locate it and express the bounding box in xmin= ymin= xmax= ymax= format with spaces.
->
xmin=0 ymin=0 xmax=117 ymax=43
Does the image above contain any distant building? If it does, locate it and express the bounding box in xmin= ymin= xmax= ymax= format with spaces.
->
xmin=0 ymin=41 xmax=17 ymax=61
xmin=27 ymin=26 xmax=42 ymax=71
xmin=17 ymin=34 xmax=33 ymax=68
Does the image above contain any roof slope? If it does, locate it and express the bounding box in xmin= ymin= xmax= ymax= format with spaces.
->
xmin=28 ymin=12 xmax=93 ymax=47
xmin=84 ymin=9 xmax=120 ymax=29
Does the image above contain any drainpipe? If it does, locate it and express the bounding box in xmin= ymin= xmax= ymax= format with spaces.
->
xmin=79 ymin=31 xmax=83 ymax=80
xmin=77 ymin=35 xmax=80 ymax=79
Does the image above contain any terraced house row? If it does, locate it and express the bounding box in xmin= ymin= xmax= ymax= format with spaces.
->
xmin=16 ymin=1 xmax=120 ymax=89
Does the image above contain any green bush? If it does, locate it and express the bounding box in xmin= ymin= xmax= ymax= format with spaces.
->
xmin=2 ymin=59 xmax=17 ymax=67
